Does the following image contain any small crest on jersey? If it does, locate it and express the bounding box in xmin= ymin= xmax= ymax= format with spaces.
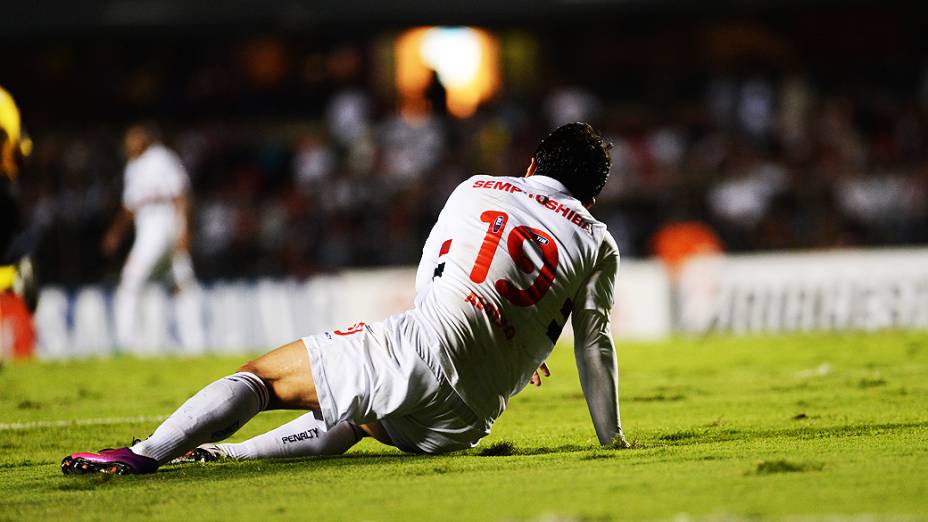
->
xmin=492 ymin=215 xmax=504 ymax=233
xmin=534 ymin=234 xmax=549 ymax=245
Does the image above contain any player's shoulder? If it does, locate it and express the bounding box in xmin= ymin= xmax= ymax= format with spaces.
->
xmin=598 ymin=228 xmax=620 ymax=260
xmin=447 ymin=174 xmax=519 ymax=200
xmin=141 ymin=144 xmax=183 ymax=166
xmin=158 ymin=143 xmax=182 ymax=159
xmin=457 ymin=173 xmax=521 ymax=189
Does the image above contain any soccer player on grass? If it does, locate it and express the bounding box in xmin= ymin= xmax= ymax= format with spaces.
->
xmin=62 ymin=122 xmax=627 ymax=474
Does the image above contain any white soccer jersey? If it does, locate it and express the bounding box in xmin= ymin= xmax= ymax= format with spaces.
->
xmin=412 ymin=174 xmax=620 ymax=426
xmin=123 ymin=144 xmax=189 ymax=225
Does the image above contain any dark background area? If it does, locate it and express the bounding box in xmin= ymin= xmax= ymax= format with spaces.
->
xmin=3 ymin=0 xmax=927 ymax=285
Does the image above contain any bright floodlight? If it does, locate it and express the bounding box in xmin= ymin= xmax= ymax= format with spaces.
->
xmin=420 ymin=27 xmax=482 ymax=88
xmin=395 ymin=26 xmax=500 ymax=118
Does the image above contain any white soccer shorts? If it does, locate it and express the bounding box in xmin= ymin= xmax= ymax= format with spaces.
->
xmin=301 ymin=311 xmax=489 ymax=454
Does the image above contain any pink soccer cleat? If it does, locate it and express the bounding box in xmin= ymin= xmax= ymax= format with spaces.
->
xmin=61 ymin=447 xmax=159 ymax=475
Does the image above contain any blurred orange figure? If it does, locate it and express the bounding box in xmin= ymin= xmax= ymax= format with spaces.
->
xmin=652 ymin=221 xmax=724 ymax=273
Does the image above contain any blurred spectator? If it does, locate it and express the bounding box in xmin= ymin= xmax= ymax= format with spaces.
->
xmin=293 ymin=132 xmax=336 ymax=193
xmin=380 ymin=112 xmax=445 ymax=182
xmin=544 ymin=84 xmax=600 ymax=128
xmin=707 ymin=151 xmax=788 ymax=249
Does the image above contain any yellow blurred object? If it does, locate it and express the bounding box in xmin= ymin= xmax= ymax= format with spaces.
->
xmin=0 ymin=85 xmax=31 ymax=179
xmin=0 ymin=265 xmax=15 ymax=292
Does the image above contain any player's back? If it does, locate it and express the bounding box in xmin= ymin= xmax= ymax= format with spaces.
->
xmin=413 ymin=174 xmax=616 ymax=425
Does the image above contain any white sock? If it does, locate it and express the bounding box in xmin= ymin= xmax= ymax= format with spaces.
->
xmin=131 ymin=372 xmax=269 ymax=464
xmin=217 ymin=411 xmax=362 ymax=460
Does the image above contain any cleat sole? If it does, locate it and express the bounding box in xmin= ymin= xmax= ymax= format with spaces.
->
xmin=61 ymin=456 xmax=132 ymax=476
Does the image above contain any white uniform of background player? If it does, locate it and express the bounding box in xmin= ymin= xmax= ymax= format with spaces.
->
xmin=67 ymin=123 xmax=623 ymax=473
xmin=104 ymin=125 xmax=204 ymax=353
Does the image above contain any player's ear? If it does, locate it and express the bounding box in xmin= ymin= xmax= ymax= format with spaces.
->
xmin=525 ymin=157 xmax=537 ymax=178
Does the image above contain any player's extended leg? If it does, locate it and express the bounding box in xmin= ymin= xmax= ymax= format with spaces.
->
xmin=61 ymin=340 xmax=388 ymax=474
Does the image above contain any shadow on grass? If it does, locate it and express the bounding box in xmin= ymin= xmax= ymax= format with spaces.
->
xmin=42 ymin=440 xmax=620 ymax=491
xmin=48 ymin=454 xmax=426 ymax=492
xmin=0 ymin=460 xmax=40 ymax=470
xmin=627 ymin=394 xmax=686 ymax=403
xmin=649 ymin=420 xmax=928 ymax=448
xmin=749 ymin=459 xmax=824 ymax=475
xmin=473 ymin=440 xmax=601 ymax=457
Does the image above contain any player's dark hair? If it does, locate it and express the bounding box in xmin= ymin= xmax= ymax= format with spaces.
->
xmin=532 ymin=122 xmax=612 ymax=203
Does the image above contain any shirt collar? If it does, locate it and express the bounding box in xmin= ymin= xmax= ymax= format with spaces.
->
xmin=530 ymin=175 xmax=570 ymax=194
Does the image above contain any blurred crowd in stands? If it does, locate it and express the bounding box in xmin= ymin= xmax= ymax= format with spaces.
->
xmin=6 ymin=12 xmax=928 ymax=285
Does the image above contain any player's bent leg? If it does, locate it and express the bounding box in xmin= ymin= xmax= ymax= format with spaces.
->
xmin=178 ymin=418 xmax=395 ymax=462
xmin=237 ymin=339 xmax=321 ymax=410
xmin=358 ymin=421 xmax=393 ymax=446
xmin=208 ymin=412 xmax=366 ymax=460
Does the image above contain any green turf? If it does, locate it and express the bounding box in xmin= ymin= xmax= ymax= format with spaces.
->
xmin=1 ymin=332 xmax=927 ymax=521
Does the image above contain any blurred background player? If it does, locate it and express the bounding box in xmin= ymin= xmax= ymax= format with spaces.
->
xmin=102 ymin=124 xmax=204 ymax=352
xmin=0 ymin=85 xmax=37 ymax=359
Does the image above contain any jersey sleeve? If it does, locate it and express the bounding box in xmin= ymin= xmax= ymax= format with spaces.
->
xmin=571 ymin=231 xmax=623 ymax=445
xmin=574 ymin=231 xmax=620 ymax=313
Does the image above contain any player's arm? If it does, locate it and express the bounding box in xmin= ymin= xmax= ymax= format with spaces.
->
xmin=102 ymin=206 xmax=133 ymax=257
xmin=173 ymin=194 xmax=191 ymax=251
xmin=571 ymin=232 xmax=626 ymax=447
xmin=165 ymin=150 xmax=193 ymax=252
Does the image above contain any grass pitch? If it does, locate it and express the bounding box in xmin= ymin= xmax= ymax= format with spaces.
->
xmin=1 ymin=332 xmax=927 ymax=521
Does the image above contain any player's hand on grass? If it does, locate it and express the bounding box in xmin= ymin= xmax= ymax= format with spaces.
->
xmin=609 ymin=430 xmax=632 ymax=449
xmin=530 ymin=362 xmax=550 ymax=387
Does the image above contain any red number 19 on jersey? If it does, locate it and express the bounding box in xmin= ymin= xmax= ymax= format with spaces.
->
xmin=468 ymin=210 xmax=559 ymax=307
